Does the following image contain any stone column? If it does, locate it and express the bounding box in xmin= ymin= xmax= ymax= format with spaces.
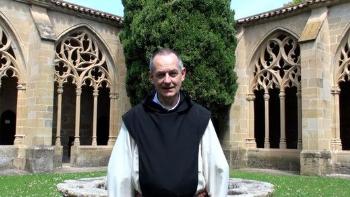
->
xmin=279 ymin=91 xmax=287 ymax=149
xmin=108 ymin=92 xmax=119 ymax=146
xmin=92 ymin=89 xmax=98 ymax=146
xmin=264 ymin=92 xmax=270 ymax=148
xmin=246 ymin=93 xmax=256 ymax=148
xmin=55 ymin=84 xmax=63 ymax=146
xmin=299 ymin=7 xmax=332 ymax=175
xmin=331 ymin=86 xmax=342 ymax=151
xmin=74 ymin=87 xmax=82 ymax=146
xmin=14 ymin=83 xmax=26 ymax=145
xmin=297 ymin=89 xmax=302 ymax=149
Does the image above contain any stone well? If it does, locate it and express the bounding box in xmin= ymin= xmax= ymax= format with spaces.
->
xmin=57 ymin=177 xmax=274 ymax=196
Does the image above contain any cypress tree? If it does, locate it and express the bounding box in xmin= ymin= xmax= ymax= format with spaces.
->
xmin=121 ymin=0 xmax=237 ymax=131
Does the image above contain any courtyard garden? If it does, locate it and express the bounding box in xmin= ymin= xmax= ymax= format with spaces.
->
xmin=0 ymin=170 xmax=349 ymax=196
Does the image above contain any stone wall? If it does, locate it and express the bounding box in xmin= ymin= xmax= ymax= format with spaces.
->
xmin=0 ymin=0 xmax=128 ymax=172
xmin=231 ymin=0 xmax=350 ymax=175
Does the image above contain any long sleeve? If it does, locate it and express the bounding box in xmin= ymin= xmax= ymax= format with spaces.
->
xmin=202 ymin=119 xmax=229 ymax=197
xmin=107 ymin=122 xmax=135 ymax=197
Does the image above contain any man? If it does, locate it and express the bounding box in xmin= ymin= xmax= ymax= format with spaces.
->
xmin=108 ymin=48 xmax=229 ymax=197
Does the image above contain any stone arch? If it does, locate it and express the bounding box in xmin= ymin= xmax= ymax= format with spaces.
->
xmin=53 ymin=25 xmax=118 ymax=162
xmin=0 ymin=11 xmax=27 ymax=83
xmin=0 ymin=12 xmax=27 ymax=146
xmin=248 ymin=27 xmax=300 ymax=90
xmin=247 ymin=29 xmax=301 ymax=149
xmin=56 ymin=24 xmax=118 ymax=85
xmin=332 ymin=25 xmax=350 ymax=150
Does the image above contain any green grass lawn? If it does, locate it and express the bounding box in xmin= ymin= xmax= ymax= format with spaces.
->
xmin=231 ymin=170 xmax=350 ymax=197
xmin=0 ymin=170 xmax=349 ymax=196
xmin=0 ymin=171 xmax=106 ymax=197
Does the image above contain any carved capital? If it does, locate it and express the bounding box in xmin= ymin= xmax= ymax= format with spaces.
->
xmin=263 ymin=93 xmax=270 ymax=100
xmin=246 ymin=93 xmax=255 ymax=101
xmin=331 ymin=86 xmax=340 ymax=95
xmin=17 ymin=83 xmax=26 ymax=90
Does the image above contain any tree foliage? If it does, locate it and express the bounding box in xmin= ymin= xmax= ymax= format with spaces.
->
xmin=285 ymin=0 xmax=304 ymax=6
xmin=120 ymin=0 xmax=237 ymax=122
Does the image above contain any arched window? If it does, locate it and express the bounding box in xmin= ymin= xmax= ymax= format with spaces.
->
xmin=0 ymin=26 xmax=21 ymax=145
xmin=334 ymin=33 xmax=350 ymax=150
xmin=53 ymin=30 xmax=113 ymax=161
xmin=250 ymin=32 xmax=301 ymax=149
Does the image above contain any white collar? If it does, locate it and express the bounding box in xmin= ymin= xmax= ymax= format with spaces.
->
xmin=153 ymin=92 xmax=180 ymax=111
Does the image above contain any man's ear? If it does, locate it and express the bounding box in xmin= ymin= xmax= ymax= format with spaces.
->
xmin=149 ymin=71 xmax=153 ymax=84
xmin=181 ymin=68 xmax=186 ymax=81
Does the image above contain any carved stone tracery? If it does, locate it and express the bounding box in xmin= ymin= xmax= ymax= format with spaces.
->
xmin=333 ymin=33 xmax=350 ymax=150
xmin=0 ymin=26 xmax=19 ymax=87
xmin=253 ymin=34 xmax=301 ymax=92
xmin=54 ymin=31 xmax=111 ymax=88
xmin=337 ymin=36 xmax=350 ymax=83
xmin=250 ymin=33 xmax=301 ymax=149
xmin=54 ymin=31 xmax=112 ymax=147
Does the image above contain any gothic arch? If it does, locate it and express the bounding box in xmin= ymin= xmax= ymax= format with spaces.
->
xmin=56 ymin=24 xmax=118 ymax=86
xmin=53 ymin=25 xmax=118 ymax=159
xmin=0 ymin=12 xmax=27 ymax=146
xmin=333 ymin=25 xmax=350 ymax=86
xmin=246 ymin=29 xmax=301 ymax=149
xmin=331 ymin=25 xmax=350 ymax=150
xmin=0 ymin=11 xmax=27 ymax=83
xmin=248 ymin=28 xmax=300 ymax=92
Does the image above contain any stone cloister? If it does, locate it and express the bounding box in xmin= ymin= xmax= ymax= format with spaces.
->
xmin=227 ymin=0 xmax=350 ymax=175
xmin=0 ymin=0 xmax=128 ymax=172
xmin=249 ymin=32 xmax=302 ymax=150
xmin=2 ymin=0 xmax=350 ymax=176
xmin=53 ymin=29 xmax=119 ymax=163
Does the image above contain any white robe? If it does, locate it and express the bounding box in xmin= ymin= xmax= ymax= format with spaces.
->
xmin=107 ymin=119 xmax=229 ymax=197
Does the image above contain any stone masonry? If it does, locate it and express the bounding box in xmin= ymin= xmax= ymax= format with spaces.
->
xmin=228 ymin=0 xmax=350 ymax=175
xmin=0 ymin=0 xmax=128 ymax=172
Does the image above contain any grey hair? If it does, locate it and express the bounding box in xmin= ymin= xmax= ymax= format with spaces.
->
xmin=149 ymin=48 xmax=184 ymax=71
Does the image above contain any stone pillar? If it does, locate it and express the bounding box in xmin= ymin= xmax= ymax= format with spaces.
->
xmin=108 ymin=92 xmax=118 ymax=146
xmin=55 ymin=84 xmax=63 ymax=146
xmin=74 ymin=87 xmax=82 ymax=146
xmin=331 ymin=86 xmax=342 ymax=151
xmin=297 ymin=90 xmax=302 ymax=149
xmin=92 ymin=89 xmax=98 ymax=146
xmin=14 ymin=83 xmax=26 ymax=146
xmin=279 ymin=91 xmax=287 ymax=149
xmin=264 ymin=92 xmax=270 ymax=148
xmin=299 ymin=7 xmax=332 ymax=175
xmin=246 ymin=93 xmax=256 ymax=148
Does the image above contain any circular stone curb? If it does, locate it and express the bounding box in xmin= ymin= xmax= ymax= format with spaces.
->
xmin=57 ymin=177 xmax=274 ymax=196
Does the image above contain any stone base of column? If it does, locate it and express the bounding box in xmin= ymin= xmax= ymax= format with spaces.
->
xmin=92 ymin=137 xmax=97 ymax=146
xmin=73 ymin=137 xmax=80 ymax=146
xmin=224 ymin=148 xmax=248 ymax=169
xmin=54 ymin=145 xmax=63 ymax=168
xmin=107 ymin=136 xmax=117 ymax=146
xmin=331 ymin=138 xmax=342 ymax=151
xmin=264 ymin=140 xmax=270 ymax=149
xmin=245 ymin=138 xmax=256 ymax=149
xmin=55 ymin=136 xmax=61 ymax=146
xmin=300 ymin=150 xmax=332 ymax=176
xmin=297 ymin=139 xmax=302 ymax=150
xmin=24 ymin=146 xmax=55 ymax=173
xmin=14 ymin=134 xmax=25 ymax=146
xmin=70 ymin=145 xmax=113 ymax=167
xmin=279 ymin=140 xmax=287 ymax=149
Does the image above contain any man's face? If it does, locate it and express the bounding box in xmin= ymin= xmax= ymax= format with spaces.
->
xmin=150 ymin=53 xmax=186 ymax=105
